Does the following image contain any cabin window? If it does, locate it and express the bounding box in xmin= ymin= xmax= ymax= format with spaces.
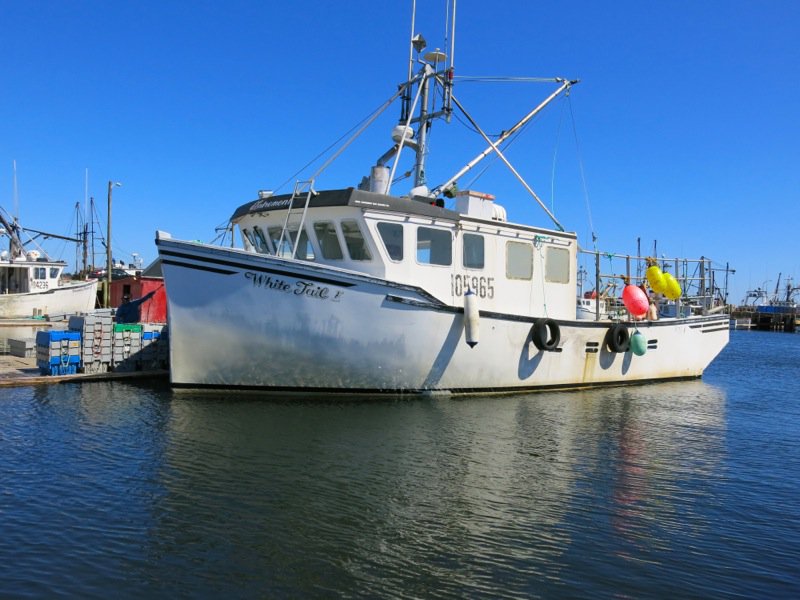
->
xmin=377 ymin=222 xmax=403 ymax=261
xmin=242 ymin=228 xmax=257 ymax=251
xmin=252 ymin=226 xmax=271 ymax=254
xmin=313 ymin=221 xmax=344 ymax=260
xmin=268 ymin=226 xmax=293 ymax=257
xmin=49 ymin=268 xmax=60 ymax=279
xmin=295 ymin=229 xmax=316 ymax=261
xmin=341 ymin=220 xmax=372 ymax=261
xmin=417 ymin=227 xmax=452 ymax=266
xmin=267 ymin=225 xmax=315 ymax=260
xmin=545 ymin=247 xmax=570 ymax=283
xmin=33 ymin=267 xmax=46 ymax=279
xmin=463 ymin=233 xmax=484 ymax=269
xmin=506 ymin=241 xmax=532 ymax=280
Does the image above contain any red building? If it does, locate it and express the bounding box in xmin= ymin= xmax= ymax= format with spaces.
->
xmin=109 ymin=260 xmax=167 ymax=323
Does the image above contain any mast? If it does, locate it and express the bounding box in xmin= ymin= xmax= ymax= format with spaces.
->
xmin=90 ymin=196 xmax=96 ymax=270
xmin=413 ymin=65 xmax=432 ymax=189
xmin=404 ymin=0 xmax=456 ymax=193
xmin=0 ymin=210 xmax=23 ymax=258
xmin=83 ymin=222 xmax=89 ymax=274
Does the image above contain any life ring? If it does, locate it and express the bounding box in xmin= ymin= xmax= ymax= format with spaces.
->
xmin=606 ymin=323 xmax=630 ymax=353
xmin=532 ymin=318 xmax=560 ymax=351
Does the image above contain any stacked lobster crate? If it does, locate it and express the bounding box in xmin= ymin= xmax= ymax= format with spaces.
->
xmin=31 ymin=315 xmax=170 ymax=376
xmin=35 ymin=330 xmax=81 ymax=376
xmin=69 ymin=314 xmax=113 ymax=374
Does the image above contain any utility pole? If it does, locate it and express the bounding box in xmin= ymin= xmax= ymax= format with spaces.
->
xmin=105 ymin=181 xmax=121 ymax=308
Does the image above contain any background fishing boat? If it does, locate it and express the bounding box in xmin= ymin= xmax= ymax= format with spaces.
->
xmin=0 ymin=207 xmax=97 ymax=319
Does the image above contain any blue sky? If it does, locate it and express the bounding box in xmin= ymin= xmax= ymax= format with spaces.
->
xmin=2 ymin=0 xmax=798 ymax=304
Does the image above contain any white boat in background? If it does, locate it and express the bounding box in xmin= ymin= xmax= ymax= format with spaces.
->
xmin=156 ymin=2 xmax=729 ymax=393
xmin=0 ymin=209 xmax=97 ymax=319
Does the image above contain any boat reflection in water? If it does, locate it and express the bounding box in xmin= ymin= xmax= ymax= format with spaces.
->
xmin=12 ymin=379 xmax=730 ymax=596
xmin=140 ymin=381 xmax=724 ymax=595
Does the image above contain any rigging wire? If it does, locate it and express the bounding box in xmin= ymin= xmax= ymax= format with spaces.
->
xmin=273 ymin=88 xmax=406 ymax=194
xmin=453 ymin=76 xmax=559 ymax=83
xmin=462 ymin=117 xmax=538 ymax=190
xmin=550 ymin=95 xmax=568 ymax=216
xmin=567 ymin=94 xmax=596 ymax=250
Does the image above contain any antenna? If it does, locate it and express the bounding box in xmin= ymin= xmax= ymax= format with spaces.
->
xmin=446 ymin=0 xmax=456 ymax=119
xmin=403 ymin=0 xmax=418 ymax=123
xmin=12 ymin=160 xmax=19 ymax=222
xmin=84 ymin=168 xmax=89 ymax=223
xmin=408 ymin=0 xmax=417 ymax=83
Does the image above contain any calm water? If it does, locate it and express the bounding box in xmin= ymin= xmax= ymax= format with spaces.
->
xmin=1 ymin=330 xmax=799 ymax=599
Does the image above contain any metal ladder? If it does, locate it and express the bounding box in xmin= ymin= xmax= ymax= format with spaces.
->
xmin=276 ymin=179 xmax=315 ymax=259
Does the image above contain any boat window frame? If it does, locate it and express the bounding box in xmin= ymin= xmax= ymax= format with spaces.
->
xmin=415 ymin=225 xmax=453 ymax=267
xmin=377 ymin=222 xmax=404 ymax=262
xmin=251 ymin=225 xmax=271 ymax=254
xmin=296 ymin=228 xmax=316 ymax=262
xmin=340 ymin=219 xmax=373 ymax=262
xmin=545 ymin=246 xmax=570 ymax=284
xmin=506 ymin=240 xmax=533 ymax=280
xmin=266 ymin=224 xmax=316 ymax=261
xmin=241 ymin=227 xmax=257 ymax=252
xmin=462 ymin=233 xmax=485 ymax=270
xmin=268 ymin=226 xmax=293 ymax=258
xmin=312 ymin=221 xmax=345 ymax=261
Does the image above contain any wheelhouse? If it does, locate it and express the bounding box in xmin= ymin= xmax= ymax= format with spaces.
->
xmin=231 ymin=187 xmax=578 ymax=320
xmin=0 ymin=259 xmax=64 ymax=295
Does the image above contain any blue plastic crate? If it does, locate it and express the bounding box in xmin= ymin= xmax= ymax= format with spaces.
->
xmin=37 ymin=363 xmax=78 ymax=376
xmin=40 ymin=354 xmax=81 ymax=366
xmin=36 ymin=330 xmax=81 ymax=345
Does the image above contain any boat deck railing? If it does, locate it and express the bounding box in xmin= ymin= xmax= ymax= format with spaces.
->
xmin=578 ymin=248 xmax=732 ymax=321
xmin=276 ymin=180 xmax=316 ymax=259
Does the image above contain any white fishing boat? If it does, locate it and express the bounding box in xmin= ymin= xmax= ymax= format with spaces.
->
xmin=0 ymin=210 xmax=97 ymax=319
xmin=156 ymin=3 xmax=729 ymax=393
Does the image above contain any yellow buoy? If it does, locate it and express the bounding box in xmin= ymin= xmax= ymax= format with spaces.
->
xmin=663 ymin=272 xmax=682 ymax=300
xmin=646 ymin=265 xmax=666 ymax=294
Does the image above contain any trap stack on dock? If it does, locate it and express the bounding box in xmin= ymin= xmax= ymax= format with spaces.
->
xmin=141 ymin=324 xmax=169 ymax=370
xmin=69 ymin=314 xmax=113 ymax=374
xmin=112 ymin=324 xmax=143 ymax=372
xmin=18 ymin=315 xmax=172 ymax=377
xmin=36 ymin=330 xmax=81 ymax=376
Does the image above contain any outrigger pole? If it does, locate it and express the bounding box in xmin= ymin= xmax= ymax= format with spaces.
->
xmin=433 ymin=78 xmax=577 ymax=211
xmin=449 ymin=93 xmax=565 ymax=232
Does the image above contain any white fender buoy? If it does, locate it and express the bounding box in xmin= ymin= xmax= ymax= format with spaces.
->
xmin=464 ymin=289 xmax=479 ymax=348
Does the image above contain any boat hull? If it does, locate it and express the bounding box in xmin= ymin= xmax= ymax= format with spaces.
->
xmin=0 ymin=279 xmax=98 ymax=319
xmin=158 ymin=239 xmax=729 ymax=393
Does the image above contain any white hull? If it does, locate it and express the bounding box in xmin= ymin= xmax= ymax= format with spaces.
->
xmin=160 ymin=239 xmax=729 ymax=393
xmin=0 ymin=279 xmax=98 ymax=319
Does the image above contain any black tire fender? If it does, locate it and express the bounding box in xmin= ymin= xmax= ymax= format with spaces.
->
xmin=606 ymin=323 xmax=630 ymax=353
xmin=532 ymin=318 xmax=560 ymax=351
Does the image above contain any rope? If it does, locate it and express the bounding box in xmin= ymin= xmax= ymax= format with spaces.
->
xmin=534 ymin=235 xmax=548 ymax=317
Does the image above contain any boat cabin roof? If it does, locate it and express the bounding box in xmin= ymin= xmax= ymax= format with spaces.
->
xmin=231 ymin=187 xmax=576 ymax=241
xmin=232 ymin=188 xmax=461 ymax=222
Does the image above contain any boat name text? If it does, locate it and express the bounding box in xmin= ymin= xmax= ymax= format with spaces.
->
xmin=451 ymin=274 xmax=495 ymax=299
xmin=245 ymin=272 xmax=343 ymax=302
xmin=249 ymin=197 xmax=292 ymax=212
